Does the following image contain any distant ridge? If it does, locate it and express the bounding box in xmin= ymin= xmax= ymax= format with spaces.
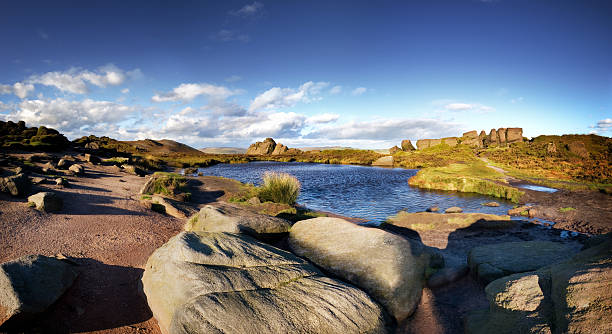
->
xmin=200 ymin=147 xmax=247 ymax=154
xmin=122 ymin=139 xmax=202 ymax=155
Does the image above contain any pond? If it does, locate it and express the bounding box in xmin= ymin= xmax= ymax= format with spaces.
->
xmin=196 ymin=161 xmax=516 ymax=224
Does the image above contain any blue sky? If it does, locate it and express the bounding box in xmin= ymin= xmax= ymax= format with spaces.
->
xmin=0 ymin=0 xmax=610 ymax=148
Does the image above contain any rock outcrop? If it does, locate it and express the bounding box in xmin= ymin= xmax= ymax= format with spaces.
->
xmin=141 ymin=231 xmax=390 ymax=334
xmin=0 ymin=255 xmax=78 ymax=328
xmin=465 ymin=236 xmax=612 ymax=334
xmin=416 ymin=139 xmax=442 ymax=150
xmin=271 ymin=143 xmax=288 ymax=155
xmin=0 ymin=121 xmax=69 ymax=152
xmin=27 ymin=192 xmax=63 ymax=212
xmin=184 ymin=205 xmax=292 ymax=239
xmin=460 ymin=128 xmax=523 ymax=148
xmin=372 ymin=155 xmax=394 ymax=166
xmin=401 ymin=140 xmax=416 ymax=151
xmin=389 ymin=146 xmax=401 ymax=154
xmin=288 ymin=217 xmax=429 ymax=322
xmin=467 ymin=241 xmax=578 ymax=283
xmin=245 ymin=138 xmax=301 ymax=156
xmin=0 ymin=173 xmax=30 ymax=196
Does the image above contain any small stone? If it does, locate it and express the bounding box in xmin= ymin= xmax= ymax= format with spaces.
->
xmin=426 ymin=206 xmax=439 ymax=212
xmin=482 ymin=201 xmax=500 ymax=207
xmin=55 ymin=177 xmax=68 ymax=187
xmin=57 ymin=158 xmax=69 ymax=169
xmin=445 ymin=206 xmax=463 ymax=213
xmin=247 ymin=196 xmax=261 ymax=205
xmin=27 ymin=192 xmax=63 ymax=212
xmin=69 ymin=164 xmax=84 ymax=175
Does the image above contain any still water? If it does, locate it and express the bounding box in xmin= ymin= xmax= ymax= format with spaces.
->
xmin=197 ymin=161 xmax=515 ymax=223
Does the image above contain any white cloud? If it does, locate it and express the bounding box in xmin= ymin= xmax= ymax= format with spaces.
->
xmin=2 ymin=98 xmax=134 ymax=138
xmin=306 ymin=113 xmax=339 ymax=124
xmin=210 ymin=30 xmax=250 ymax=42
xmin=590 ymin=118 xmax=612 ymax=133
xmin=306 ymin=118 xmax=463 ymax=142
xmin=0 ymin=82 xmax=35 ymax=99
xmin=28 ymin=64 xmax=138 ymax=94
xmin=225 ymin=75 xmax=242 ymax=82
xmin=351 ymin=87 xmax=367 ymax=96
xmin=152 ymin=83 xmax=241 ymax=102
xmin=329 ymin=85 xmax=342 ymax=95
xmin=441 ymin=102 xmax=495 ymax=113
xmin=230 ymin=2 xmax=264 ymax=17
xmin=510 ymin=97 xmax=524 ymax=103
xmin=121 ymin=88 xmax=130 ymax=94
xmin=249 ymin=81 xmax=329 ymax=112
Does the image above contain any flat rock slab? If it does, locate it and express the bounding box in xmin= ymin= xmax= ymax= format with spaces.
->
xmin=184 ymin=204 xmax=292 ymax=238
xmin=468 ymin=241 xmax=578 ymax=283
xmin=0 ymin=255 xmax=78 ymax=328
xmin=466 ymin=235 xmax=612 ymax=334
xmin=288 ymin=217 xmax=429 ymax=322
xmin=142 ymin=231 xmax=390 ymax=334
xmin=386 ymin=211 xmax=512 ymax=233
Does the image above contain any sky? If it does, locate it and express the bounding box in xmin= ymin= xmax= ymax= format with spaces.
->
xmin=0 ymin=0 xmax=611 ymax=149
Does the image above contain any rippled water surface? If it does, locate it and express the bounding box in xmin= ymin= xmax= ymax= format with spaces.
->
xmin=198 ymin=161 xmax=515 ymax=223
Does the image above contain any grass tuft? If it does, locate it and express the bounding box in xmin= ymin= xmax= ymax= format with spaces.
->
xmin=559 ymin=207 xmax=576 ymax=213
xmin=257 ymin=172 xmax=301 ymax=205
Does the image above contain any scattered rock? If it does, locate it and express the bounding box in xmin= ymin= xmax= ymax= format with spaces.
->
xmin=68 ymin=164 xmax=84 ymax=175
xmin=465 ymin=236 xmax=612 ymax=334
xmin=55 ymin=177 xmax=67 ymax=187
xmin=56 ymin=158 xmax=68 ymax=169
xmin=0 ymin=173 xmax=31 ymax=196
xmin=0 ymin=254 xmax=78 ymax=328
xmin=141 ymin=231 xmax=390 ymax=334
xmin=27 ymin=192 xmax=63 ymax=212
xmin=401 ymin=139 xmax=416 ymax=151
xmin=185 ymin=205 xmax=291 ymax=239
xmin=247 ymin=196 xmax=261 ymax=205
xmin=183 ymin=167 xmax=198 ymax=175
xmin=30 ymin=177 xmax=45 ymax=185
xmin=151 ymin=195 xmax=187 ymax=219
xmin=445 ymin=206 xmax=463 ymax=213
xmin=508 ymin=205 xmax=532 ymax=216
xmin=14 ymin=167 xmax=23 ymax=175
xmin=468 ymin=241 xmax=578 ymax=283
xmin=482 ymin=201 xmax=500 ymax=207
xmin=121 ymin=164 xmax=145 ymax=176
xmin=84 ymin=153 xmax=101 ymax=164
xmin=288 ymin=217 xmax=429 ymax=322
xmin=372 ymin=155 xmax=394 ymax=166
xmin=426 ymin=206 xmax=439 ymax=212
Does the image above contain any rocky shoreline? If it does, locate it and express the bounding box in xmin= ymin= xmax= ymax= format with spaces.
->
xmin=0 ymin=150 xmax=610 ymax=333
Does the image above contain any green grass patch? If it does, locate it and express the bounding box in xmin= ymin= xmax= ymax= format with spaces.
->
xmin=145 ymin=172 xmax=188 ymax=196
xmin=256 ymin=172 xmax=301 ymax=205
xmin=275 ymin=207 xmax=326 ymax=223
xmin=408 ymin=162 xmax=524 ymax=203
xmin=141 ymin=195 xmax=152 ymax=200
xmin=559 ymin=207 xmax=576 ymax=213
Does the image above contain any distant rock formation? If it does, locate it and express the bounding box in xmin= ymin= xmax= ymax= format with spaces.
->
xmin=246 ymin=138 xmax=301 ymax=155
xmin=411 ymin=128 xmax=524 ymax=150
xmin=401 ymin=140 xmax=416 ymax=151
xmin=389 ymin=146 xmax=401 ymax=154
xmin=0 ymin=121 xmax=69 ymax=151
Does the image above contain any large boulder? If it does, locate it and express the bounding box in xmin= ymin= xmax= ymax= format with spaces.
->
xmin=184 ymin=204 xmax=292 ymax=239
xmin=68 ymin=164 xmax=84 ymax=175
xmin=27 ymin=192 xmax=63 ymax=212
xmin=246 ymin=138 xmax=277 ymax=155
xmin=270 ymin=143 xmax=289 ymax=155
xmin=488 ymin=129 xmax=499 ymax=146
xmin=401 ymin=140 xmax=415 ymax=151
xmin=151 ymin=195 xmax=187 ymax=219
xmin=0 ymin=255 xmax=78 ymax=328
xmin=461 ymin=130 xmax=481 ymax=147
xmin=142 ymin=231 xmax=390 ymax=334
xmin=497 ymin=127 xmax=507 ymax=145
xmin=466 ymin=236 xmax=612 ymax=334
xmin=506 ymin=127 xmax=523 ymax=143
xmin=288 ymin=217 xmax=429 ymax=322
xmin=0 ymin=173 xmax=30 ymax=196
xmin=468 ymin=241 xmax=578 ymax=283
xmin=416 ymin=139 xmax=442 ymax=150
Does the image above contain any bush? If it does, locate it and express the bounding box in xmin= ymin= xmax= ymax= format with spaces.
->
xmin=257 ymin=172 xmax=301 ymax=205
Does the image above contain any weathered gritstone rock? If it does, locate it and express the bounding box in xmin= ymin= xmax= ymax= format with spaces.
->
xmin=468 ymin=241 xmax=577 ymax=283
xmin=506 ymin=127 xmax=523 ymax=143
xmin=151 ymin=195 xmax=187 ymax=219
xmin=0 ymin=255 xmax=78 ymax=328
xmin=445 ymin=206 xmax=463 ymax=213
xmin=0 ymin=173 xmax=30 ymax=196
xmin=401 ymin=139 xmax=415 ymax=151
xmin=482 ymin=201 xmax=500 ymax=207
xmin=442 ymin=137 xmax=459 ymax=147
xmin=416 ymin=138 xmax=442 ymax=150
xmin=466 ymin=236 xmax=612 ymax=334
xmin=288 ymin=217 xmax=429 ymax=322
xmin=68 ymin=164 xmax=84 ymax=175
xmin=271 ymin=143 xmax=289 ymax=155
xmin=142 ymin=232 xmax=390 ymax=334
xmin=27 ymin=192 xmax=63 ymax=212
xmin=185 ymin=204 xmax=291 ymax=238
xmin=246 ymin=138 xmax=277 ymax=155
xmin=389 ymin=146 xmax=401 ymax=154
xmin=121 ymin=164 xmax=144 ymax=176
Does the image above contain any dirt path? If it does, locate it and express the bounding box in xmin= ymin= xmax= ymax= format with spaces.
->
xmin=0 ymin=161 xmax=185 ymax=333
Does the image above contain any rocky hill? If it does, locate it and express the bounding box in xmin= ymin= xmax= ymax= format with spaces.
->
xmin=0 ymin=121 xmax=70 ymax=151
xmin=246 ymin=138 xmax=302 ymax=155
xmin=72 ymin=135 xmax=202 ymax=156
